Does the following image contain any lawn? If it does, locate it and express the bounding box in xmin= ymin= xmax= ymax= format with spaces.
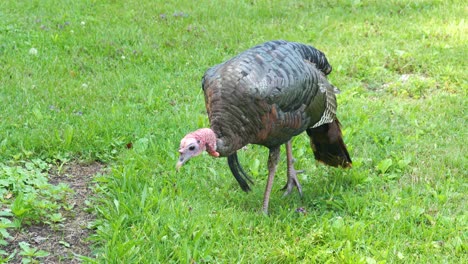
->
xmin=0 ymin=0 xmax=466 ymax=263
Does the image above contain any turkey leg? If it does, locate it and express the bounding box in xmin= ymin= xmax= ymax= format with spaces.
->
xmin=262 ymin=146 xmax=280 ymax=214
xmin=282 ymin=140 xmax=303 ymax=197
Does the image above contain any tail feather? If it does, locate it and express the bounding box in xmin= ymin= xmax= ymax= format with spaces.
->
xmin=227 ymin=152 xmax=254 ymax=192
xmin=306 ymin=119 xmax=352 ymax=168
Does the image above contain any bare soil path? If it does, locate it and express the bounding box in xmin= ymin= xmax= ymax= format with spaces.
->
xmin=5 ymin=162 xmax=105 ymax=263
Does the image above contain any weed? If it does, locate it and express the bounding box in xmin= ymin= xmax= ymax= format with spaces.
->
xmin=18 ymin=242 xmax=49 ymax=263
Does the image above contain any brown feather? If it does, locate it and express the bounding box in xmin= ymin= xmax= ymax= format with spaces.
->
xmin=307 ymin=119 xmax=352 ymax=168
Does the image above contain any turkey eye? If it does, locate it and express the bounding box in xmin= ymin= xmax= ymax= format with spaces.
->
xmin=188 ymin=146 xmax=195 ymax=151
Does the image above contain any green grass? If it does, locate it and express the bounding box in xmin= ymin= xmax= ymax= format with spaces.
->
xmin=1 ymin=0 xmax=467 ymax=263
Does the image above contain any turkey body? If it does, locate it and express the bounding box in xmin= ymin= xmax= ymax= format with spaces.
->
xmin=203 ymin=40 xmax=333 ymax=155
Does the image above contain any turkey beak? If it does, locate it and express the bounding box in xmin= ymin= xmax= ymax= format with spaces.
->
xmin=176 ymin=152 xmax=188 ymax=171
xmin=176 ymin=161 xmax=183 ymax=171
xmin=176 ymin=159 xmax=184 ymax=171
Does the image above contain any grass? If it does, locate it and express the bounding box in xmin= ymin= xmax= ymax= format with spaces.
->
xmin=1 ymin=0 xmax=467 ymax=262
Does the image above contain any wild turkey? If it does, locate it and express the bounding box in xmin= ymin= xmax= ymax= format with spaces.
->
xmin=177 ymin=40 xmax=351 ymax=214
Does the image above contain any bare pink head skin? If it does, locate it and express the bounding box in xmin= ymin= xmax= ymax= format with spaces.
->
xmin=176 ymin=128 xmax=220 ymax=171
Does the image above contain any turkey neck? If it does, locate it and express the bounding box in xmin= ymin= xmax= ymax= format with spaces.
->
xmin=214 ymin=131 xmax=250 ymax=157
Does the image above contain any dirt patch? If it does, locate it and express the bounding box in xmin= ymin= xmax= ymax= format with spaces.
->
xmin=4 ymin=162 xmax=106 ymax=263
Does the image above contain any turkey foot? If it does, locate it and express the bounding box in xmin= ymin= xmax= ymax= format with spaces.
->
xmin=282 ymin=140 xmax=304 ymax=197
